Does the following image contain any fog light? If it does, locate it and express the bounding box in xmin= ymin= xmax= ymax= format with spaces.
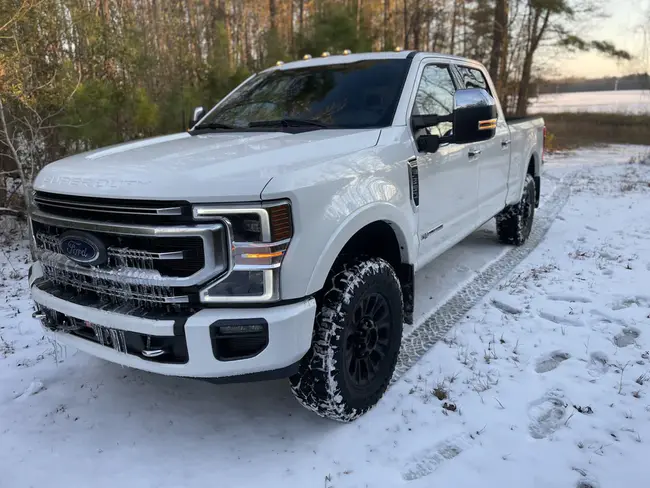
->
xmin=218 ymin=324 xmax=265 ymax=335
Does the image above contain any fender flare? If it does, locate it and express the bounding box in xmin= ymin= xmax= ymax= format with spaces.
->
xmin=514 ymin=149 xmax=541 ymax=202
xmin=305 ymin=202 xmax=416 ymax=295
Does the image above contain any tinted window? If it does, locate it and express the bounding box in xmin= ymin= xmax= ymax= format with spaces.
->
xmin=412 ymin=64 xmax=456 ymax=137
xmin=457 ymin=66 xmax=489 ymax=92
xmin=200 ymin=60 xmax=410 ymax=130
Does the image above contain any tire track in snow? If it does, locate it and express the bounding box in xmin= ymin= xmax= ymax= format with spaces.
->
xmin=391 ymin=171 xmax=575 ymax=383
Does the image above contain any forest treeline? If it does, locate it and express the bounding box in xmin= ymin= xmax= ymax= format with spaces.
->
xmin=0 ymin=0 xmax=633 ymax=214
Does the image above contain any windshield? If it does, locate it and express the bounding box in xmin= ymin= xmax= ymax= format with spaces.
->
xmin=197 ymin=59 xmax=411 ymax=131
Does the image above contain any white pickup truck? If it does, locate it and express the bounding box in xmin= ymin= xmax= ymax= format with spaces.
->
xmin=29 ymin=51 xmax=544 ymax=421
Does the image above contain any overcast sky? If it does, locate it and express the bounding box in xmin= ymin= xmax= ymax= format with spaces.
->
xmin=545 ymin=0 xmax=649 ymax=79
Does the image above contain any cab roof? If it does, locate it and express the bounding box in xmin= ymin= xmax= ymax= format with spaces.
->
xmin=264 ymin=51 xmax=477 ymax=73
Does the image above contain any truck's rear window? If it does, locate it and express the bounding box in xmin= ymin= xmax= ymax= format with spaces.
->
xmin=199 ymin=59 xmax=410 ymax=130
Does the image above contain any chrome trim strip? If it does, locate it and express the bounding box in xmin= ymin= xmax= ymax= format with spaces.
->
xmin=34 ymin=196 xmax=183 ymax=216
xmin=142 ymin=349 xmax=167 ymax=358
xmin=107 ymin=249 xmax=186 ymax=261
xmin=421 ymin=224 xmax=443 ymax=240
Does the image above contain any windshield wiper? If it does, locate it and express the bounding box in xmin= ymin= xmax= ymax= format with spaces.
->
xmin=193 ymin=122 xmax=237 ymax=130
xmin=248 ymin=118 xmax=330 ymax=129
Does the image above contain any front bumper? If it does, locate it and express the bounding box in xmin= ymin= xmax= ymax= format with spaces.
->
xmin=29 ymin=262 xmax=315 ymax=379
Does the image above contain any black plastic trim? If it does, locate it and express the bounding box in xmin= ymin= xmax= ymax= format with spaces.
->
xmin=196 ymin=361 xmax=300 ymax=384
xmin=173 ymin=317 xmax=188 ymax=336
xmin=406 ymin=51 xmax=418 ymax=59
xmin=209 ymin=318 xmax=269 ymax=361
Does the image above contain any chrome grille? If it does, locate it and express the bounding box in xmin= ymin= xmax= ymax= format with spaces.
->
xmin=30 ymin=205 xmax=229 ymax=309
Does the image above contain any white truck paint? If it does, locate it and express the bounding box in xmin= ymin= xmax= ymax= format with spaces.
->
xmin=29 ymin=51 xmax=544 ymax=421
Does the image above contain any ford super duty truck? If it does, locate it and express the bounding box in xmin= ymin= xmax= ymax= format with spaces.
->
xmin=29 ymin=51 xmax=545 ymax=422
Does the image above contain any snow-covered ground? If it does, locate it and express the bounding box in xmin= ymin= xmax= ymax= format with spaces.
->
xmin=529 ymin=90 xmax=650 ymax=114
xmin=1 ymin=145 xmax=650 ymax=488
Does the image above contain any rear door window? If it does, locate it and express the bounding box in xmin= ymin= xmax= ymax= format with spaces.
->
xmin=456 ymin=66 xmax=490 ymax=93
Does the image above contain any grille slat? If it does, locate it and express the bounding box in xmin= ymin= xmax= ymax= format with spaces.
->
xmin=33 ymin=191 xmax=193 ymax=225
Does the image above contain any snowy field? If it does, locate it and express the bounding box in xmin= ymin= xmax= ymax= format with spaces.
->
xmin=2 ymin=145 xmax=650 ymax=487
xmin=529 ymin=89 xmax=650 ymax=114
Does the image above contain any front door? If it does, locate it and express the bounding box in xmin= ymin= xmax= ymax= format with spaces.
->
xmin=410 ymin=63 xmax=480 ymax=268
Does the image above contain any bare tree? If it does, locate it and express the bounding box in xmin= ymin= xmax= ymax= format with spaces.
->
xmin=489 ymin=0 xmax=508 ymax=93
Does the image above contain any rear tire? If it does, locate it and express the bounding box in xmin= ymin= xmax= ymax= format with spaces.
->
xmin=496 ymin=173 xmax=536 ymax=246
xmin=290 ymin=257 xmax=403 ymax=422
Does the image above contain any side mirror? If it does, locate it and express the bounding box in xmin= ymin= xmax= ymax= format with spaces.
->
xmin=189 ymin=106 xmax=206 ymax=129
xmin=452 ymin=88 xmax=497 ymax=144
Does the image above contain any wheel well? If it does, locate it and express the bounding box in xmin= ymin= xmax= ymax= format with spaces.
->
xmin=332 ymin=221 xmax=414 ymax=325
xmin=528 ymin=156 xmax=541 ymax=207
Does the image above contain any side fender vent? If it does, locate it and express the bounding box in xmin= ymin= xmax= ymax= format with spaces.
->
xmin=408 ymin=159 xmax=419 ymax=207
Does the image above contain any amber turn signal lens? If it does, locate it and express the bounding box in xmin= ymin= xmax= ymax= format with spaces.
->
xmin=268 ymin=204 xmax=293 ymax=241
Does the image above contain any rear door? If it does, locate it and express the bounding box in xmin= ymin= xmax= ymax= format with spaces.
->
xmin=409 ymin=62 xmax=479 ymax=267
xmin=454 ymin=64 xmax=511 ymax=223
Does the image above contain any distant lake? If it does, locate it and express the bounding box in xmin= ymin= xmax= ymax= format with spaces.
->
xmin=529 ymin=90 xmax=650 ymax=114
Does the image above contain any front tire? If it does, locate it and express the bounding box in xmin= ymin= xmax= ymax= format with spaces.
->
xmin=496 ymin=173 xmax=536 ymax=246
xmin=290 ymin=258 xmax=403 ymax=422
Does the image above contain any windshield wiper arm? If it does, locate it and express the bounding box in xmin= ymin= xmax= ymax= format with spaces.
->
xmin=193 ymin=122 xmax=236 ymax=130
xmin=248 ymin=118 xmax=330 ymax=129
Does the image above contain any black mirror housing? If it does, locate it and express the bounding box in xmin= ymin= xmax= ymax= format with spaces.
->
xmin=416 ymin=134 xmax=440 ymax=153
xmin=452 ymin=88 xmax=498 ymax=144
xmin=411 ymin=114 xmax=439 ymax=132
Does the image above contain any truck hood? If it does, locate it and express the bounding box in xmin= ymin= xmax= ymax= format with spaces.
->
xmin=34 ymin=129 xmax=381 ymax=202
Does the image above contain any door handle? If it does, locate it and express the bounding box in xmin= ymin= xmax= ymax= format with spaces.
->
xmin=501 ymin=139 xmax=511 ymax=149
xmin=468 ymin=149 xmax=482 ymax=159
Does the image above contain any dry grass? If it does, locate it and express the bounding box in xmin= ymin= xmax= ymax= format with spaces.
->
xmin=538 ymin=112 xmax=650 ymax=151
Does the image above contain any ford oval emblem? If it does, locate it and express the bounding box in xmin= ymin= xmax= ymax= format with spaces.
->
xmin=59 ymin=231 xmax=107 ymax=267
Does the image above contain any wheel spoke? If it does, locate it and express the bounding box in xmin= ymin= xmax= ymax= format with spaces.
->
xmin=357 ymin=358 xmax=366 ymax=383
xmin=376 ymin=330 xmax=390 ymax=347
xmin=353 ymin=304 xmax=363 ymax=324
xmin=369 ymin=349 xmax=384 ymax=366
xmin=346 ymin=334 xmax=355 ymax=351
xmin=348 ymin=354 xmax=356 ymax=376
xmin=369 ymin=294 xmax=381 ymax=317
xmin=364 ymin=356 xmax=377 ymax=378
xmin=373 ymin=304 xmax=388 ymax=324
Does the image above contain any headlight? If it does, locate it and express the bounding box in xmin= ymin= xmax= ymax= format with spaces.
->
xmin=192 ymin=201 xmax=292 ymax=303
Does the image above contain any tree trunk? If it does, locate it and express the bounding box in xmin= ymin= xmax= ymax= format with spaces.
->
xmin=515 ymin=8 xmax=550 ymax=116
xmin=383 ymin=0 xmax=390 ymax=49
xmin=0 ymin=97 xmax=34 ymax=251
xmin=413 ymin=0 xmax=420 ymax=48
xmin=269 ymin=0 xmax=277 ymax=31
xmin=450 ymin=0 xmax=458 ymax=54
xmin=403 ymin=0 xmax=408 ymax=48
xmin=357 ymin=0 xmax=362 ymax=34
xmin=290 ymin=0 xmax=294 ymax=53
xmin=489 ymin=0 xmax=508 ymax=92
xmin=516 ymin=53 xmax=533 ymax=116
